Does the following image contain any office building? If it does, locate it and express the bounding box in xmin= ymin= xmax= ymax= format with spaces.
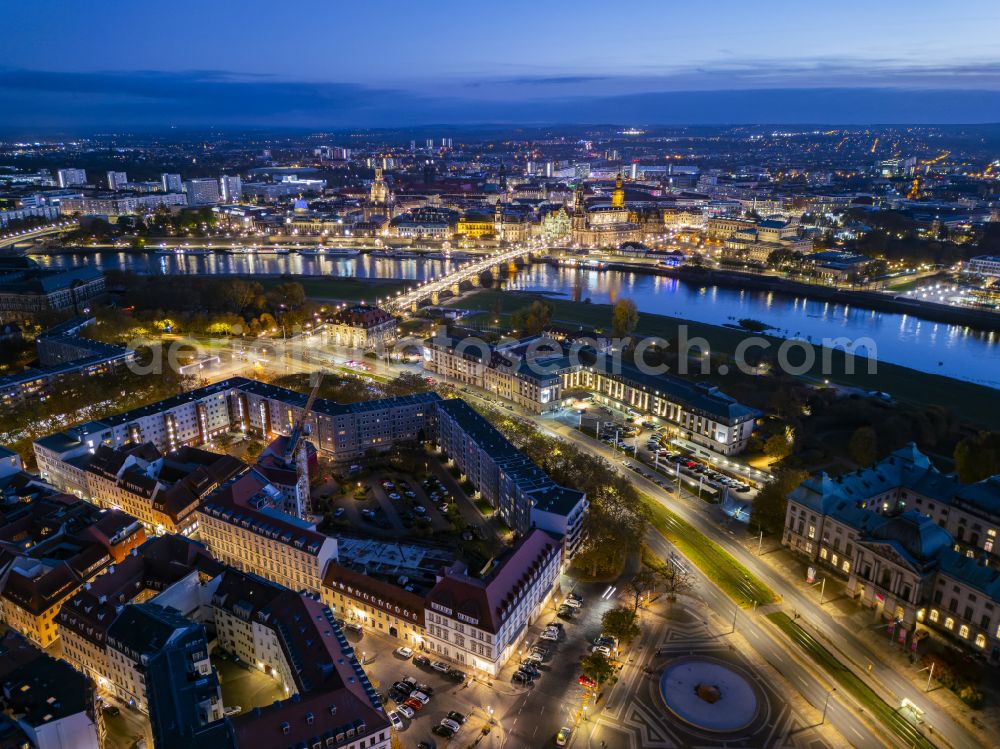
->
xmin=161 ymin=173 xmax=183 ymax=193
xmin=56 ymin=168 xmax=87 ymax=188
xmin=424 ymin=334 xmax=760 ymax=455
xmin=219 ymin=175 xmax=242 ymax=203
xmin=184 ymin=178 xmax=222 ymax=205
xmin=0 ymin=257 xmax=106 ymax=318
xmin=965 ymin=255 xmax=1000 ymax=278
xmin=783 ymin=444 xmax=1000 ymax=662
xmin=106 ymin=171 xmax=128 ymax=191
xmin=327 ymin=304 xmax=397 ymax=350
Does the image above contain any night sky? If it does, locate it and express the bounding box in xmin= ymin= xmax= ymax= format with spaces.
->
xmin=3 ymin=0 xmax=1000 ymax=128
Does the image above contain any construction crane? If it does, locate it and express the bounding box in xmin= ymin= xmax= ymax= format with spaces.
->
xmin=283 ymin=371 xmax=324 ymax=463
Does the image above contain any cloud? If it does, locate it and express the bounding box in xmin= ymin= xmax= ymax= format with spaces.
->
xmin=2 ymin=66 xmax=1000 ymax=129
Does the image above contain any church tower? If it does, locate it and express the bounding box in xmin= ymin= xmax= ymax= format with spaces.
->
xmin=571 ymin=182 xmax=587 ymax=236
xmin=611 ymin=174 xmax=625 ymax=208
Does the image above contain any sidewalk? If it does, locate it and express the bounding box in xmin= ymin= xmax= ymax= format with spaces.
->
xmin=731 ymin=521 xmax=1000 ymax=746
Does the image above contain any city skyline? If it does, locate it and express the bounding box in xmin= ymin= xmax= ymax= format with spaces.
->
xmin=3 ymin=0 xmax=1000 ymax=127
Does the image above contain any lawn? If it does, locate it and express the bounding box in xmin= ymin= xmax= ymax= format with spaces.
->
xmin=767 ymin=612 xmax=937 ymax=749
xmin=451 ymin=289 xmax=1000 ymax=429
xmin=641 ymin=493 xmax=778 ymax=607
xmin=249 ymin=275 xmax=409 ymax=302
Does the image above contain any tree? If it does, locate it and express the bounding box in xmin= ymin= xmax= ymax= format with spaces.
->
xmin=580 ymin=651 xmax=615 ymax=688
xmin=600 ymin=606 xmax=640 ymax=646
xmin=509 ymin=300 xmax=552 ymax=336
xmin=763 ymin=433 xmax=793 ymax=460
xmin=611 ymin=298 xmax=639 ymax=339
xmin=625 ymin=569 xmax=656 ymax=614
xmin=954 ymin=431 xmax=1000 ymax=483
xmin=751 ymin=467 xmax=807 ymax=536
xmin=646 ymin=554 xmax=692 ymax=601
xmin=848 ymin=426 xmax=879 ymax=466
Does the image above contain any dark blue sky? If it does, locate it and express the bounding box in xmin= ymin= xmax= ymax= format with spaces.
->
xmin=2 ymin=0 xmax=1000 ymax=128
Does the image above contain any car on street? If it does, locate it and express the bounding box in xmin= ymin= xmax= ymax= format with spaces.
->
xmin=224 ymin=705 xmax=242 ymax=717
xmin=578 ymin=674 xmax=596 ymax=689
xmin=396 ymin=704 xmax=415 ymax=720
xmin=446 ymin=669 xmax=467 ymax=682
xmin=408 ymin=690 xmax=430 ymax=705
xmin=431 ymin=660 xmax=450 ymax=673
xmin=561 ymin=597 xmax=582 ymax=609
xmin=413 ymin=655 xmax=431 ymax=668
xmin=394 ymin=646 xmax=413 ymax=659
xmin=101 ymin=705 xmax=121 ymax=717
xmin=388 ymin=711 xmax=405 ymax=730
xmin=556 ymin=726 xmax=572 ymax=746
xmin=447 ymin=711 xmax=467 ymax=724
xmin=344 ymin=622 xmax=363 ymax=635
xmin=591 ymin=645 xmax=611 ymax=657
xmin=539 ymin=630 xmax=558 ymax=641
xmin=389 ymin=492 xmax=401 ymax=500
xmin=332 ymin=507 xmax=346 ymax=519
xmin=439 ymin=718 xmax=462 ymax=733
xmin=403 ymin=698 xmax=424 ymax=712
xmin=557 ymin=607 xmax=575 ymax=620
xmin=567 ymin=592 xmax=583 ymax=603
xmin=512 ymin=671 xmax=532 ymax=684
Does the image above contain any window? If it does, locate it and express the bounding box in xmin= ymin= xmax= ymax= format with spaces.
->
xmin=929 ymin=609 xmax=939 ymax=623
xmin=975 ymin=633 xmax=986 ymax=649
xmin=959 ymin=624 xmax=970 ymax=639
xmin=945 ymin=617 xmax=955 ymax=630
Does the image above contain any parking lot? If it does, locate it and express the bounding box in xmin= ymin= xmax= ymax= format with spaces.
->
xmin=342 ymin=576 xmax=627 ymax=747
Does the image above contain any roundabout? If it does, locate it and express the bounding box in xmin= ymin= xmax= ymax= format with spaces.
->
xmin=659 ymin=656 xmax=760 ymax=733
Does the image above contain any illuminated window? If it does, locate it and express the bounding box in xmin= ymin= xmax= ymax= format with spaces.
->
xmin=929 ymin=609 xmax=939 ymax=623
xmin=945 ymin=617 xmax=955 ymax=630
xmin=819 ymin=548 xmax=828 ymax=560
xmin=832 ymin=554 xmax=839 ymax=566
xmin=959 ymin=624 xmax=970 ymax=639
xmin=807 ymin=526 xmax=816 ymax=540
xmin=842 ymin=560 xmax=851 ymax=573
xmin=975 ymin=634 xmax=986 ymax=649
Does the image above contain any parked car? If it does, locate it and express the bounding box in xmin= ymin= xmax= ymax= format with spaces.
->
xmin=101 ymin=705 xmax=121 ymax=717
xmin=392 ymin=681 xmax=414 ymax=696
xmin=591 ymin=645 xmax=612 ymax=657
xmin=539 ymin=630 xmax=559 ymax=642
xmin=561 ymin=597 xmax=582 ymax=609
xmin=394 ymin=646 xmax=413 ymax=659
xmin=388 ymin=711 xmax=405 ymax=730
xmin=431 ymin=660 xmax=450 ymax=673
xmin=224 ymin=705 xmax=242 ymax=717
xmin=403 ymin=698 xmax=424 ymax=712
xmin=446 ymin=669 xmax=467 ymax=683
xmin=413 ymin=655 xmax=431 ymax=668
xmin=433 ymin=724 xmax=456 ymax=738
xmin=344 ymin=622 xmax=363 ymax=635
xmin=447 ymin=711 xmax=467 ymax=724
xmin=332 ymin=507 xmax=346 ymax=519
xmin=439 ymin=718 xmax=462 ymax=733
xmin=396 ymin=704 xmax=415 ymax=720
xmin=408 ymin=690 xmax=430 ymax=705
xmin=415 ymin=682 xmax=434 ymax=696
xmin=556 ymin=726 xmax=572 ymax=746
xmin=578 ymin=674 xmax=596 ymax=689
xmin=512 ymin=671 xmax=532 ymax=684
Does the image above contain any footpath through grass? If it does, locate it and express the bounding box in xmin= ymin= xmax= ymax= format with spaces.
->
xmin=641 ymin=493 xmax=778 ymax=607
xmin=767 ymin=612 xmax=938 ymax=749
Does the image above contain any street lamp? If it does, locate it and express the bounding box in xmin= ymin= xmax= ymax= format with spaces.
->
xmin=822 ymin=687 xmax=836 ymax=724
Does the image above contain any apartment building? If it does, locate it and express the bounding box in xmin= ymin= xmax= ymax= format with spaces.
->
xmin=0 ymin=630 xmax=100 ymax=749
xmin=34 ymin=378 xmax=441 ymax=495
xmin=436 ymin=398 xmax=587 ymax=556
xmin=423 ymin=529 xmax=561 ymax=676
xmin=196 ymin=469 xmax=337 ymax=595
xmin=322 ymin=530 xmax=561 ymax=678
xmin=0 ymin=491 xmax=145 ymax=648
xmin=84 ymin=443 xmax=245 ymax=536
xmin=783 ymin=443 xmax=1000 ymax=662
